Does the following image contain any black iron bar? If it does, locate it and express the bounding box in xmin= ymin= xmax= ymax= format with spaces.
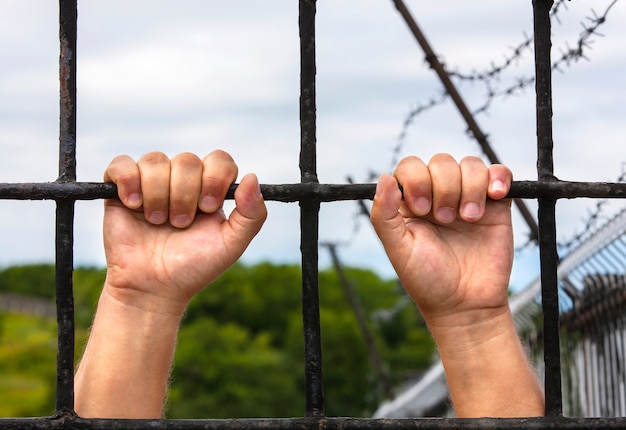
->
xmin=533 ymin=0 xmax=562 ymax=417
xmin=4 ymin=416 xmax=626 ymax=430
xmin=391 ymin=0 xmax=540 ymax=242
xmin=1 ymin=180 xmax=625 ymax=202
xmin=54 ymin=201 xmax=76 ymax=415
xmin=55 ymin=0 xmax=78 ymax=415
xmin=298 ymin=0 xmax=324 ymax=418
xmin=58 ymin=0 xmax=77 ymax=183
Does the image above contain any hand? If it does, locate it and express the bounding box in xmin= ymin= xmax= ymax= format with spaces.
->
xmin=102 ymin=150 xmax=267 ymax=316
xmin=370 ymin=154 xmax=513 ymax=329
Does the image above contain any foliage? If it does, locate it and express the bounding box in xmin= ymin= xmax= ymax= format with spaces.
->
xmin=0 ymin=262 xmax=435 ymax=419
xmin=175 ymin=262 xmax=434 ymax=418
xmin=0 ymin=313 xmax=57 ymax=417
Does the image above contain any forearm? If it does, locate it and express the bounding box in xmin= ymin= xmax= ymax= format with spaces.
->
xmin=75 ymin=287 xmax=183 ymax=418
xmin=427 ymin=308 xmax=544 ymax=418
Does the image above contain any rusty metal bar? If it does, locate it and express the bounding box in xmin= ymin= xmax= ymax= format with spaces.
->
xmin=390 ymin=0 xmax=540 ymax=243
xmin=5 ymin=416 xmax=626 ymax=429
xmin=55 ymin=0 xmax=78 ymax=415
xmin=58 ymin=0 xmax=77 ymax=183
xmin=1 ymin=180 xmax=624 ymax=202
xmin=298 ymin=0 xmax=324 ymax=417
xmin=533 ymin=0 xmax=562 ymax=417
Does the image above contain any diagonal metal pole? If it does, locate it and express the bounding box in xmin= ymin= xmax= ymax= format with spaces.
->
xmin=391 ymin=0 xmax=540 ymax=243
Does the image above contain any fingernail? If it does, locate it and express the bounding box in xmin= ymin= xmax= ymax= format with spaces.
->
xmin=414 ymin=197 xmax=431 ymax=215
xmin=491 ymin=180 xmax=506 ymax=193
xmin=171 ymin=214 xmax=191 ymax=228
xmin=436 ymin=207 xmax=455 ymax=223
xmin=200 ymin=195 xmax=218 ymax=212
xmin=127 ymin=193 xmax=142 ymax=207
xmin=462 ymin=202 xmax=481 ymax=220
xmin=148 ymin=211 xmax=167 ymax=224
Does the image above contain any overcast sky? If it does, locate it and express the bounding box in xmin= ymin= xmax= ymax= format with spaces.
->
xmin=0 ymin=0 xmax=624 ymax=291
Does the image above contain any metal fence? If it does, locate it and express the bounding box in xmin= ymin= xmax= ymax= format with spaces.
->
xmin=1 ymin=0 xmax=626 ymax=428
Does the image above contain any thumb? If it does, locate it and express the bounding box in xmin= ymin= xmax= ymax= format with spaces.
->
xmin=370 ymin=174 xmax=407 ymax=253
xmin=221 ymin=173 xmax=267 ymax=257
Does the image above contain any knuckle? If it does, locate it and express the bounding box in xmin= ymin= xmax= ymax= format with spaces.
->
xmin=105 ymin=155 xmax=136 ymax=182
xmin=395 ymin=155 xmax=422 ymax=172
xmin=139 ymin=151 xmax=169 ymax=166
xmin=205 ymin=149 xmax=235 ymax=164
xmin=429 ymin=153 xmax=456 ymax=166
xmin=173 ymin=152 xmax=202 ymax=169
xmin=460 ymin=155 xmax=484 ymax=166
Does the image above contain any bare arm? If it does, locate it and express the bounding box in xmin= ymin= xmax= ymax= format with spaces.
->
xmin=371 ymin=154 xmax=543 ymax=417
xmin=74 ymin=151 xmax=267 ymax=418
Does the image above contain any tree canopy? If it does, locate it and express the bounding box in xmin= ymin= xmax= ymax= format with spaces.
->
xmin=0 ymin=262 xmax=434 ymax=418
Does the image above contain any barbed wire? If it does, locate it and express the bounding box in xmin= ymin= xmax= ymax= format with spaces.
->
xmin=323 ymin=1 xmax=624 ymax=393
xmin=395 ymin=0 xmax=619 ymax=150
xmin=335 ymin=0 xmax=624 ymax=258
xmin=557 ymin=163 xmax=626 ymax=252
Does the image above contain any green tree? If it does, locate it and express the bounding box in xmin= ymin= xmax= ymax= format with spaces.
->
xmin=169 ymin=317 xmax=302 ymax=418
xmin=0 ymin=313 xmax=57 ymax=417
xmin=0 ymin=262 xmax=435 ymax=419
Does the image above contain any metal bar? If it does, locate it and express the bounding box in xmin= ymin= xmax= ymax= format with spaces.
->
xmin=55 ymin=0 xmax=78 ymax=415
xmin=533 ymin=0 xmax=562 ymax=417
xmin=54 ymin=201 xmax=75 ymax=415
xmin=58 ymin=0 xmax=77 ymax=183
xmin=299 ymin=0 xmax=324 ymax=417
xmin=0 ymin=180 xmax=625 ymax=202
xmin=4 ymin=416 xmax=626 ymax=430
xmin=391 ymin=0 xmax=540 ymax=242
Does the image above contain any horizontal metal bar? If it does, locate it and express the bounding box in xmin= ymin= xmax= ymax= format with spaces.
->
xmin=3 ymin=416 xmax=626 ymax=430
xmin=0 ymin=180 xmax=624 ymax=202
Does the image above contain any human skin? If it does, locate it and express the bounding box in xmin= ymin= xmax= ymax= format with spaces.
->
xmin=74 ymin=151 xmax=543 ymax=418
xmin=370 ymin=154 xmax=544 ymax=417
xmin=74 ymin=150 xmax=267 ymax=418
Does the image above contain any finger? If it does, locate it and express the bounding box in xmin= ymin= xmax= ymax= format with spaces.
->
xmin=169 ymin=152 xmax=203 ymax=228
xmin=393 ymin=156 xmax=432 ymax=216
xmin=459 ymin=156 xmax=489 ymax=222
xmin=428 ymin=153 xmax=461 ymax=224
xmin=370 ymin=174 xmax=406 ymax=251
xmin=222 ymin=173 xmax=267 ymax=257
xmin=199 ymin=150 xmax=239 ymax=213
xmin=487 ymin=164 xmax=513 ymax=200
xmin=103 ymin=155 xmax=142 ymax=209
xmin=137 ymin=152 xmax=171 ymax=225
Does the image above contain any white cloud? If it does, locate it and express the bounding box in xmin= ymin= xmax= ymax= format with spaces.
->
xmin=0 ymin=0 xmax=624 ymax=291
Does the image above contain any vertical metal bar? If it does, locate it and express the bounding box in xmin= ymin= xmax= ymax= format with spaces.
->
xmin=56 ymin=0 xmax=77 ymax=415
xmin=55 ymin=201 xmax=75 ymax=414
xmin=299 ymin=0 xmax=324 ymax=417
xmin=59 ymin=0 xmax=77 ymax=182
xmin=533 ymin=0 xmax=562 ymax=417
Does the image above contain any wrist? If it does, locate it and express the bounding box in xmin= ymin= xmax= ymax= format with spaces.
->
xmin=426 ymin=307 xmax=544 ymax=417
xmin=99 ymin=285 xmax=185 ymax=329
xmin=102 ymin=275 xmax=189 ymax=320
xmin=423 ymin=304 xmax=513 ymax=348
